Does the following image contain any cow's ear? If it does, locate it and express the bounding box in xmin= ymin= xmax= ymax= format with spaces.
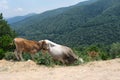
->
xmin=38 ymin=40 xmax=44 ymax=45
xmin=42 ymin=40 xmax=46 ymax=44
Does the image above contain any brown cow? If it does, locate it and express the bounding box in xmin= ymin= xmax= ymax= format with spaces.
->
xmin=14 ymin=38 xmax=43 ymax=61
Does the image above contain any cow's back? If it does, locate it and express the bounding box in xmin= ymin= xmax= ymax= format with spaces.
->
xmin=14 ymin=38 xmax=40 ymax=53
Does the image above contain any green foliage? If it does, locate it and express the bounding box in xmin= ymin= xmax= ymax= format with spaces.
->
xmin=0 ymin=14 xmax=16 ymax=38
xmin=0 ymin=49 xmax=5 ymax=59
xmin=0 ymin=35 xmax=13 ymax=50
xmin=110 ymin=42 xmax=120 ymax=58
xmin=22 ymin=53 xmax=32 ymax=60
xmin=73 ymin=44 xmax=111 ymax=63
xmin=34 ymin=52 xmax=55 ymax=66
xmin=99 ymin=51 xmax=110 ymax=60
xmin=4 ymin=52 xmax=16 ymax=60
xmin=86 ymin=45 xmax=99 ymax=52
xmin=0 ymin=13 xmax=16 ymax=59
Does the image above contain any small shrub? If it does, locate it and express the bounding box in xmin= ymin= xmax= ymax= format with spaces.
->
xmin=74 ymin=49 xmax=93 ymax=64
xmin=34 ymin=52 xmax=55 ymax=66
xmin=110 ymin=42 xmax=120 ymax=58
xmin=23 ymin=53 xmax=32 ymax=60
xmin=99 ymin=52 xmax=110 ymax=60
xmin=4 ymin=52 xmax=16 ymax=60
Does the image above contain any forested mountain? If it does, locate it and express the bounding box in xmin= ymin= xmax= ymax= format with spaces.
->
xmin=10 ymin=0 xmax=120 ymax=47
xmin=7 ymin=13 xmax=36 ymax=24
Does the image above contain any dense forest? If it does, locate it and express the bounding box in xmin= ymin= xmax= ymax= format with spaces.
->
xmin=7 ymin=13 xmax=36 ymax=24
xmin=10 ymin=0 xmax=120 ymax=47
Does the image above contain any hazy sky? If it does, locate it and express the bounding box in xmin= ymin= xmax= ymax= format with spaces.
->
xmin=0 ymin=0 xmax=88 ymax=18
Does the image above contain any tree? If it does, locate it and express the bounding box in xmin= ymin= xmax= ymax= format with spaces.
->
xmin=0 ymin=13 xmax=16 ymax=59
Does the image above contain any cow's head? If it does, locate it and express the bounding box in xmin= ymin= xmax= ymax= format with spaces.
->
xmin=39 ymin=40 xmax=48 ymax=54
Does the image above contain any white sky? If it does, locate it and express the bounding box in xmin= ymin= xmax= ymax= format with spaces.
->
xmin=0 ymin=0 xmax=88 ymax=18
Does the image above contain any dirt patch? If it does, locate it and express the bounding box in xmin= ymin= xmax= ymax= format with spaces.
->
xmin=0 ymin=59 xmax=120 ymax=80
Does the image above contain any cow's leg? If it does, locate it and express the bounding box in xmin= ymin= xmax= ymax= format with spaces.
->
xmin=59 ymin=58 xmax=65 ymax=64
xmin=19 ymin=51 xmax=24 ymax=61
xmin=30 ymin=54 xmax=35 ymax=60
xmin=64 ymin=59 xmax=69 ymax=64
xmin=14 ymin=49 xmax=20 ymax=60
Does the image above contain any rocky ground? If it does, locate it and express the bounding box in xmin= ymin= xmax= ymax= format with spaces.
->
xmin=0 ymin=59 xmax=120 ymax=80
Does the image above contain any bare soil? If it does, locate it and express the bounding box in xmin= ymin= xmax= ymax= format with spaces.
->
xmin=0 ymin=59 xmax=120 ymax=80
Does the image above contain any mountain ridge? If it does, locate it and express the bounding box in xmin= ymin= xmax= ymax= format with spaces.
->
xmin=10 ymin=0 xmax=120 ymax=46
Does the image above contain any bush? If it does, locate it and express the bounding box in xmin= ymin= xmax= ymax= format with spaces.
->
xmin=22 ymin=53 xmax=32 ymax=60
xmin=0 ymin=13 xmax=16 ymax=56
xmin=4 ymin=52 xmax=16 ymax=60
xmin=0 ymin=49 xmax=5 ymax=59
xmin=99 ymin=51 xmax=110 ymax=60
xmin=34 ymin=52 xmax=55 ymax=66
xmin=110 ymin=42 xmax=120 ymax=58
xmin=73 ymin=49 xmax=89 ymax=63
xmin=74 ymin=44 xmax=111 ymax=63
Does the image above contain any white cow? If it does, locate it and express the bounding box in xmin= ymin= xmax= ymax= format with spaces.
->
xmin=39 ymin=39 xmax=84 ymax=64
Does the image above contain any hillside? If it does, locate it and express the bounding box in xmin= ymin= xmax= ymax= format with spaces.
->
xmin=11 ymin=0 xmax=120 ymax=46
xmin=7 ymin=13 xmax=36 ymax=24
xmin=0 ymin=59 xmax=120 ymax=80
